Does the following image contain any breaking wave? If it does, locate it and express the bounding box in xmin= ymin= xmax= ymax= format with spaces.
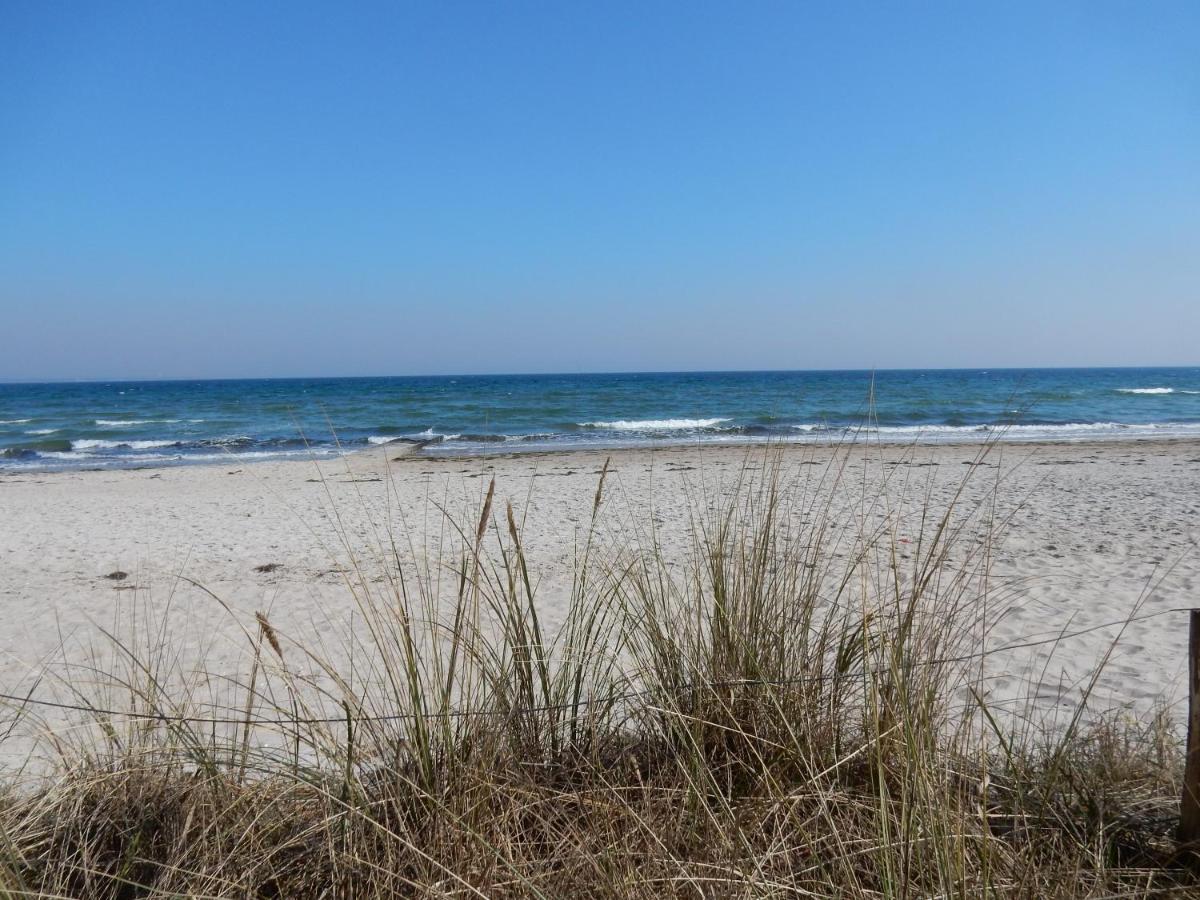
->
xmin=94 ymin=419 xmax=181 ymax=426
xmin=579 ymin=417 xmax=732 ymax=430
xmin=72 ymin=439 xmax=180 ymax=450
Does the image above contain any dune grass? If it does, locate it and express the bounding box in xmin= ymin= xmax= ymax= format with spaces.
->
xmin=0 ymin=441 xmax=1193 ymax=898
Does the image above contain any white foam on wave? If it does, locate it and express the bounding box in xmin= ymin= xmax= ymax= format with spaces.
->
xmin=94 ymin=418 xmax=181 ymax=426
xmin=205 ymin=435 xmax=253 ymax=446
xmin=581 ymin=417 xmax=732 ymax=430
xmin=1116 ymin=388 xmax=1175 ymax=395
xmin=368 ymin=430 xmax=462 ymax=445
xmin=25 ymin=428 xmax=58 ymax=435
xmin=72 ymin=439 xmax=179 ymax=451
xmin=0 ymin=419 xmax=31 ymax=425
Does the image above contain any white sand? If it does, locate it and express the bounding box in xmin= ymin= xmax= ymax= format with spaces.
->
xmin=2 ymin=439 xmax=1198 ymax=768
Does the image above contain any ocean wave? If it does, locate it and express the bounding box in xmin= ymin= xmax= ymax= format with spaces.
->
xmin=2 ymin=438 xmax=73 ymax=454
xmin=579 ymin=417 xmax=732 ymax=430
xmin=1 ymin=444 xmax=345 ymax=469
xmin=39 ymin=435 xmax=305 ymax=454
xmin=367 ymin=434 xmax=441 ymax=445
xmin=411 ymin=428 xmax=469 ymax=441
xmin=0 ymin=419 xmax=31 ymax=425
xmin=367 ymin=430 xmax=465 ymax=445
xmin=94 ymin=418 xmax=181 ymax=426
xmin=1116 ymin=388 xmax=1176 ymax=395
xmin=57 ymin=451 xmax=181 ymax=461
xmin=72 ymin=439 xmax=181 ymax=450
xmin=199 ymin=435 xmax=256 ymax=448
xmin=25 ymin=428 xmax=58 ymax=435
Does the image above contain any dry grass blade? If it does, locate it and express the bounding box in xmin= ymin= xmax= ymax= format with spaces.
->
xmin=593 ymin=456 xmax=611 ymax=522
xmin=476 ymin=476 xmax=495 ymax=549
xmin=255 ymin=611 xmax=284 ymax=661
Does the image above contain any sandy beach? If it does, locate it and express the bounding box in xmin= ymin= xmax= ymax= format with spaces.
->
xmin=2 ymin=438 xmax=1198 ymax=766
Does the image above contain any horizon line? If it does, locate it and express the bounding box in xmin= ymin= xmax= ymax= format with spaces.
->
xmin=3 ymin=363 xmax=1199 ymax=388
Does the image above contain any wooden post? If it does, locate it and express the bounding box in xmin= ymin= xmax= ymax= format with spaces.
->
xmin=1179 ymin=610 xmax=1200 ymax=844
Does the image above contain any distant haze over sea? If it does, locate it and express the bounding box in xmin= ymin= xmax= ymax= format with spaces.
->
xmin=2 ymin=369 xmax=1200 ymax=471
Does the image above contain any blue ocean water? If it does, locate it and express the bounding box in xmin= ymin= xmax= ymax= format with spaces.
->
xmin=2 ymin=369 xmax=1199 ymax=471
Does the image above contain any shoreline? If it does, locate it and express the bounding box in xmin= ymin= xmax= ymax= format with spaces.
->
xmin=6 ymin=429 xmax=1200 ymax=475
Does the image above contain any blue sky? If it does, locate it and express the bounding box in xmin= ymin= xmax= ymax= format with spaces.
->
xmin=2 ymin=1 xmax=1198 ymax=380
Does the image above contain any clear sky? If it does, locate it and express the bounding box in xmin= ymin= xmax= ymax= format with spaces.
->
xmin=2 ymin=1 xmax=1197 ymax=380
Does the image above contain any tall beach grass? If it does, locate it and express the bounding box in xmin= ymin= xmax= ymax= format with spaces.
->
xmin=0 ymin=440 xmax=1192 ymax=898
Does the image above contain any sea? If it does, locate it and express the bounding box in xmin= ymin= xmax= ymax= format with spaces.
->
xmin=2 ymin=368 xmax=1199 ymax=471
